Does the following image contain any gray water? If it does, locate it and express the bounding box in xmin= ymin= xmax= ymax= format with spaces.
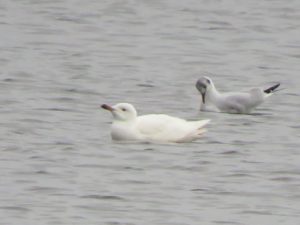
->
xmin=1 ymin=0 xmax=300 ymax=224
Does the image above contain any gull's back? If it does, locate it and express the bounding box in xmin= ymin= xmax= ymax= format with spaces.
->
xmin=136 ymin=114 xmax=208 ymax=142
xmin=216 ymin=89 xmax=265 ymax=113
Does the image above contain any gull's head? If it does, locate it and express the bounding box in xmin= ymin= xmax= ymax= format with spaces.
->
xmin=196 ymin=76 xmax=213 ymax=104
xmin=101 ymin=103 xmax=137 ymax=121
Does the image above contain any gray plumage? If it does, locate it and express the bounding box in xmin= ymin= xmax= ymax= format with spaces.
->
xmin=196 ymin=76 xmax=280 ymax=114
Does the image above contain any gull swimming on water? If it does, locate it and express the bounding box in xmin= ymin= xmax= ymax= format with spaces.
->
xmin=196 ymin=76 xmax=280 ymax=114
xmin=101 ymin=103 xmax=210 ymax=143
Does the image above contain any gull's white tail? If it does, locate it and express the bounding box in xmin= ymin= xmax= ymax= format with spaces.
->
xmin=176 ymin=119 xmax=210 ymax=143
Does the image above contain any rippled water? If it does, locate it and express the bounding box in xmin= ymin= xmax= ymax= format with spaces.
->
xmin=1 ymin=0 xmax=300 ymax=224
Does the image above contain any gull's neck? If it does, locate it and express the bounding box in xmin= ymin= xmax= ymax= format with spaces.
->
xmin=207 ymin=83 xmax=221 ymax=104
xmin=113 ymin=118 xmax=137 ymax=125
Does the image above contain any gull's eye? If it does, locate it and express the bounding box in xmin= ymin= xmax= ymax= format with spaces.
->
xmin=121 ymin=108 xmax=126 ymax=111
xmin=206 ymin=79 xmax=211 ymax=84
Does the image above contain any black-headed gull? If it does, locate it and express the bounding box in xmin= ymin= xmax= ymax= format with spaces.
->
xmin=196 ymin=76 xmax=280 ymax=114
xmin=101 ymin=103 xmax=210 ymax=143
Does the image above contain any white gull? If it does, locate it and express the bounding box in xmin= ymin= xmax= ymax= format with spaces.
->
xmin=196 ymin=76 xmax=280 ymax=114
xmin=101 ymin=103 xmax=210 ymax=143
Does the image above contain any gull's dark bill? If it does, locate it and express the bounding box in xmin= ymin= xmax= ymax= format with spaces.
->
xmin=101 ymin=104 xmax=114 ymax=111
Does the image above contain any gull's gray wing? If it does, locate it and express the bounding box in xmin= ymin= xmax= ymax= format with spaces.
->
xmin=218 ymin=92 xmax=254 ymax=113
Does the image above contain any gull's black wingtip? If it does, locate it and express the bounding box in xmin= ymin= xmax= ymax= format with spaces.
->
xmin=264 ymin=83 xmax=280 ymax=94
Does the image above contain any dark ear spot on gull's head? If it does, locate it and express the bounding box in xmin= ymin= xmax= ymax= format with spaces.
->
xmin=203 ymin=76 xmax=212 ymax=85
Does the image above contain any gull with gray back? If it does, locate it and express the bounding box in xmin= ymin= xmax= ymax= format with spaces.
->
xmin=196 ymin=76 xmax=280 ymax=114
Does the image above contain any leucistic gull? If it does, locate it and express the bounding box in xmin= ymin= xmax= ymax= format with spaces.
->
xmin=196 ymin=76 xmax=280 ymax=114
xmin=101 ymin=103 xmax=210 ymax=143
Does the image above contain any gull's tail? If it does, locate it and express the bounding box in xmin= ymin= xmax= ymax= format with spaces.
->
xmin=264 ymin=83 xmax=280 ymax=94
xmin=176 ymin=119 xmax=210 ymax=143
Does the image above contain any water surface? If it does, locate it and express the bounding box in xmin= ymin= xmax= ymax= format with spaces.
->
xmin=1 ymin=0 xmax=300 ymax=224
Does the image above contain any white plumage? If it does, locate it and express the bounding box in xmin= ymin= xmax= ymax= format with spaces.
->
xmin=102 ymin=103 xmax=210 ymax=143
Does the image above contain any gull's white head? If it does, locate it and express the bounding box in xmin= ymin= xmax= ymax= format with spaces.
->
xmin=101 ymin=103 xmax=137 ymax=121
xmin=196 ymin=76 xmax=213 ymax=104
